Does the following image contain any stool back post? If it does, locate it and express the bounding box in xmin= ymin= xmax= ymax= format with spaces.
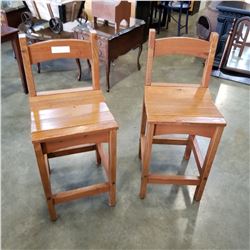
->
xmin=201 ymin=32 xmax=218 ymax=88
xmin=89 ymin=30 xmax=100 ymax=90
xmin=145 ymin=29 xmax=156 ymax=86
xmin=19 ymin=34 xmax=37 ymax=97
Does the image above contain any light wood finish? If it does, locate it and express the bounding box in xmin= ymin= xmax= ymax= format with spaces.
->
xmin=19 ymin=32 xmax=118 ymax=221
xmin=19 ymin=31 xmax=100 ymax=96
xmin=145 ymin=86 xmax=225 ymax=125
xmin=139 ymin=29 xmax=226 ymax=202
xmin=28 ymin=40 xmax=92 ymax=64
xmin=154 ymin=38 xmax=210 ymax=58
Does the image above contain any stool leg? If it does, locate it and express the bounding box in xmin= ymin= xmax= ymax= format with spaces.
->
xmin=194 ymin=126 xmax=224 ymax=201
xmin=139 ymin=102 xmax=147 ymax=159
xmin=108 ymin=130 xmax=117 ymax=206
xmin=184 ymin=135 xmax=194 ymax=160
xmin=139 ymin=123 xmax=154 ymax=199
xmin=33 ymin=143 xmax=57 ymax=221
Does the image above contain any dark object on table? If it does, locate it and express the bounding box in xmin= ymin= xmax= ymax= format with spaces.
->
xmin=1 ymin=2 xmax=28 ymax=27
xmin=18 ymin=18 xmax=85 ymax=84
xmin=49 ymin=17 xmax=63 ymax=34
xmin=23 ymin=1 xmax=85 ymax=23
xmin=74 ymin=18 xmax=145 ymax=92
xmin=77 ymin=9 xmax=88 ymax=26
xmin=21 ymin=11 xmax=33 ymax=27
xmin=166 ymin=1 xmax=191 ymax=36
xmin=92 ymin=0 xmax=131 ymax=32
xmin=197 ymin=15 xmax=211 ymax=40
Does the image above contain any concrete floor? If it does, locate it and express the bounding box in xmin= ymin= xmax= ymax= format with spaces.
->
xmin=1 ymin=16 xmax=250 ymax=250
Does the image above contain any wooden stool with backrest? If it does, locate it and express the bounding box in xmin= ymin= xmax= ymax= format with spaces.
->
xmin=139 ymin=29 xmax=226 ymax=201
xmin=19 ymin=31 xmax=118 ymax=221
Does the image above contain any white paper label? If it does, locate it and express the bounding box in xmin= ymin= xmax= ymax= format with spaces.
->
xmin=51 ymin=46 xmax=70 ymax=54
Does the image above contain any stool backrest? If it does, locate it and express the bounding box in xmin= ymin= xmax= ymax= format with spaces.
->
xmin=19 ymin=31 xmax=100 ymax=97
xmin=145 ymin=29 xmax=218 ymax=87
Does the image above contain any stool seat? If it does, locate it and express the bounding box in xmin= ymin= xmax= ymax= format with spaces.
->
xmin=30 ymin=89 xmax=118 ymax=142
xmin=145 ymin=85 xmax=226 ymax=125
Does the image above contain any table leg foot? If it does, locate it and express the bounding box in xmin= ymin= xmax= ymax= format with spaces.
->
xmin=37 ymin=63 xmax=41 ymax=73
xmin=137 ymin=45 xmax=143 ymax=71
xmin=76 ymin=59 xmax=81 ymax=81
xmin=106 ymin=60 xmax=111 ymax=92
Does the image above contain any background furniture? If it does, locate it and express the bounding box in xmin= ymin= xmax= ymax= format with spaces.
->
xmin=139 ymin=29 xmax=226 ymax=201
xmin=189 ymin=0 xmax=201 ymax=15
xmin=18 ymin=17 xmax=85 ymax=83
xmin=219 ymin=16 xmax=250 ymax=76
xmin=149 ymin=1 xmax=169 ymax=34
xmin=92 ymin=0 xmax=131 ymax=32
xmin=1 ymin=1 xmax=28 ymax=27
xmin=135 ymin=1 xmax=152 ymax=42
xmin=19 ymin=32 xmax=118 ymax=221
xmin=214 ymin=1 xmax=250 ymax=68
xmin=232 ymin=17 xmax=250 ymax=58
xmin=74 ymin=17 xmax=145 ymax=91
xmin=166 ymin=1 xmax=191 ymax=36
xmin=135 ymin=1 xmax=200 ymax=38
xmin=23 ymin=0 xmax=85 ymax=22
xmin=1 ymin=19 xmax=28 ymax=93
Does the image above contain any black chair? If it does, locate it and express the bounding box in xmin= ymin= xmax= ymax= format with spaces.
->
xmin=166 ymin=1 xmax=191 ymax=36
xmin=149 ymin=1 xmax=169 ymax=34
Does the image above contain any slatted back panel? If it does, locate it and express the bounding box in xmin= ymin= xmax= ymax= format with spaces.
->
xmin=19 ymin=31 xmax=100 ymax=97
xmin=145 ymin=29 xmax=218 ymax=87
xmin=29 ymin=39 xmax=92 ymax=64
xmin=154 ymin=38 xmax=210 ymax=59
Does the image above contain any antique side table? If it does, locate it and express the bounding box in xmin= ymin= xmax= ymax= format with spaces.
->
xmin=74 ymin=17 xmax=145 ymax=91
xmin=1 ymin=24 xmax=28 ymax=94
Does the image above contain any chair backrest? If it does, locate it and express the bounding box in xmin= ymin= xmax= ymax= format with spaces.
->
xmin=145 ymin=29 xmax=218 ymax=87
xmin=19 ymin=31 xmax=100 ymax=97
